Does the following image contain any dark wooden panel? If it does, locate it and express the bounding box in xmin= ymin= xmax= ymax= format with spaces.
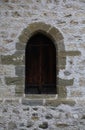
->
xmin=25 ymin=33 xmax=56 ymax=94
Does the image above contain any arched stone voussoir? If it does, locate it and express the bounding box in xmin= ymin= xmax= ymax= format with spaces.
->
xmin=48 ymin=27 xmax=64 ymax=42
xmin=18 ymin=22 xmax=64 ymax=44
xmin=28 ymin=22 xmax=51 ymax=34
xmin=19 ymin=28 xmax=31 ymax=43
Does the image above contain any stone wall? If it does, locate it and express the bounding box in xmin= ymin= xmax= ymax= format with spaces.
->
xmin=0 ymin=0 xmax=85 ymax=104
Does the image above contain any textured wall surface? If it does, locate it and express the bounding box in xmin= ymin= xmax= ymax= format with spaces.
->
xmin=0 ymin=0 xmax=85 ymax=104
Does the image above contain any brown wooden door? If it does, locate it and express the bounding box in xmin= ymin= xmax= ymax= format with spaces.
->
xmin=25 ymin=33 xmax=56 ymax=94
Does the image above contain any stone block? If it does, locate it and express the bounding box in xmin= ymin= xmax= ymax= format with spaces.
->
xmin=1 ymin=51 xmax=25 ymax=65
xmin=79 ymin=0 xmax=85 ymax=3
xmin=19 ymin=29 xmax=31 ymax=43
xmin=58 ymin=78 xmax=74 ymax=86
xmin=45 ymin=99 xmax=75 ymax=106
xmin=25 ymin=94 xmax=56 ymax=99
xmin=15 ymin=66 xmax=25 ymax=76
xmin=71 ymin=90 xmax=82 ymax=97
xmin=5 ymin=77 xmax=24 ymax=85
xmin=79 ymin=78 xmax=85 ymax=86
xmin=8 ymin=121 xmax=17 ymax=130
xmin=16 ymin=42 xmax=26 ymax=50
xmin=22 ymin=98 xmax=43 ymax=106
xmin=29 ymin=22 xmax=51 ymax=34
xmin=15 ymin=85 xmax=24 ymax=95
xmin=57 ymin=57 xmax=66 ymax=69
xmin=66 ymin=51 xmax=81 ymax=56
xmin=58 ymin=51 xmax=81 ymax=57
xmin=57 ymin=40 xmax=65 ymax=51
xmin=58 ymin=51 xmax=66 ymax=57
xmin=48 ymin=27 xmax=64 ymax=41
xmin=58 ymin=86 xmax=67 ymax=98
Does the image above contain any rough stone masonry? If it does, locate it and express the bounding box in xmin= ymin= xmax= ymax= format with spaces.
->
xmin=0 ymin=0 xmax=85 ymax=129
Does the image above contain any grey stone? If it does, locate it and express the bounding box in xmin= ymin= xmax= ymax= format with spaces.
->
xmin=13 ymin=109 xmax=20 ymax=114
xmin=5 ymin=77 xmax=24 ymax=85
xmin=33 ymin=107 xmax=38 ymax=111
xmin=32 ymin=112 xmax=38 ymax=117
xmin=15 ymin=66 xmax=25 ymax=76
xmin=27 ymin=120 xmax=34 ymax=128
xmin=19 ymin=123 xmax=25 ymax=127
xmin=23 ymin=107 xmax=29 ymax=111
xmin=64 ymin=71 xmax=71 ymax=76
xmin=45 ymin=113 xmax=53 ymax=119
xmin=56 ymin=122 xmax=69 ymax=128
xmin=3 ymin=108 xmax=8 ymax=112
xmin=16 ymin=42 xmax=26 ymax=50
xmin=79 ymin=0 xmax=85 ymax=3
xmin=39 ymin=122 xmax=48 ymax=129
xmin=81 ymin=115 xmax=85 ymax=119
xmin=22 ymin=99 xmax=43 ymax=106
xmin=8 ymin=121 xmax=17 ymax=130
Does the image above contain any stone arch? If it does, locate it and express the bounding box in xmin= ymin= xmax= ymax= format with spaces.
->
xmin=16 ymin=22 xmax=67 ymax=98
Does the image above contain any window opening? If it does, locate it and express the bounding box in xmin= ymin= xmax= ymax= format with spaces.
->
xmin=25 ymin=33 xmax=56 ymax=94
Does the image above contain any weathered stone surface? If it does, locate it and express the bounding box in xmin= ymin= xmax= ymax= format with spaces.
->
xmin=1 ymin=51 xmax=25 ymax=65
xmin=22 ymin=99 xmax=43 ymax=106
xmin=29 ymin=22 xmax=51 ymax=34
xmin=56 ymin=122 xmax=69 ymax=128
xmin=58 ymin=78 xmax=74 ymax=86
xmin=45 ymin=113 xmax=53 ymax=119
xmin=45 ymin=99 xmax=75 ymax=106
xmin=58 ymin=86 xmax=67 ymax=98
xmin=15 ymin=85 xmax=24 ymax=96
xmin=15 ymin=66 xmax=25 ymax=76
xmin=0 ymin=0 xmax=85 ymax=107
xmin=48 ymin=27 xmax=64 ymax=41
xmin=0 ymin=102 xmax=85 ymax=129
xmin=19 ymin=29 xmax=31 ymax=43
xmin=33 ymin=107 xmax=38 ymax=111
xmin=16 ymin=42 xmax=26 ymax=50
xmin=27 ymin=120 xmax=34 ymax=128
xmin=39 ymin=122 xmax=48 ymax=129
xmin=8 ymin=121 xmax=17 ymax=130
xmin=5 ymin=77 xmax=24 ymax=85
xmin=31 ymin=113 xmax=39 ymax=120
xmin=66 ymin=51 xmax=81 ymax=56
xmin=13 ymin=109 xmax=20 ymax=114
xmin=79 ymin=0 xmax=85 ymax=3
xmin=64 ymin=71 xmax=71 ymax=76
xmin=58 ymin=51 xmax=81 ymax=57
xmin=58 ymin=57 xmax=66 ymax=69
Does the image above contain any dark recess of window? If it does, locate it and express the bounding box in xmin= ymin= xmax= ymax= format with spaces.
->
xmin=25 ymin=33 xmax=57 ymax=94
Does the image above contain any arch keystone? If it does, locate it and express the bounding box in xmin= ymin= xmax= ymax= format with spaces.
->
xmin=28 ymin=22 xmax=51 ymax=33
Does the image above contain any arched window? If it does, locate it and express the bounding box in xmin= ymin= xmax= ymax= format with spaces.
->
xmin=25 ymin=33 xmax=57 ymax=94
